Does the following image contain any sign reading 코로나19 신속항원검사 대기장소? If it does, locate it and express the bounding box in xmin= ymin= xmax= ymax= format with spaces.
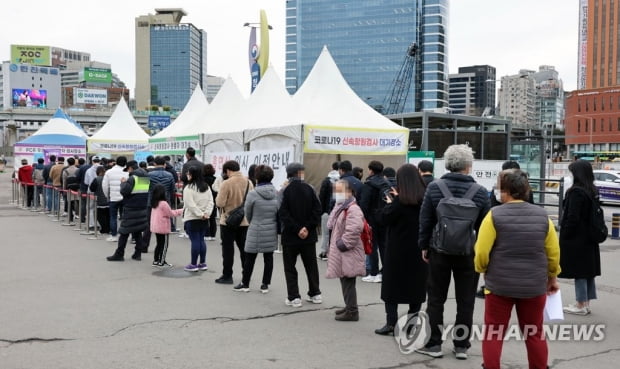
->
xmin=304 ymin=126 xmax=408 ymax=155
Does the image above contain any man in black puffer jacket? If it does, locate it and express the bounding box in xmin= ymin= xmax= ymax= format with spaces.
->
xmin=107 ymin=161 xmax=150 ymax=262
xmin=358 ymin=160 xmax=391 ymax=282
xmin=279 ymin=163 xmax=323 ymax=307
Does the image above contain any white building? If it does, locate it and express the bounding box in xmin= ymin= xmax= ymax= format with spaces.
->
xmin=0 ymin=62 xmax=61 ymax=110
xmin=206 ymin=75 xmax=225 ymax=103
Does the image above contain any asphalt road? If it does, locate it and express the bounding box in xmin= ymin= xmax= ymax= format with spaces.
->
xmin=1 ymin=171 xmax=619 ymax=369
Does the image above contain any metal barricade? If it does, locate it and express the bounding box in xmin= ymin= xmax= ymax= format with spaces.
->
xmin=528 ymin=177 xmax=565 ymax=222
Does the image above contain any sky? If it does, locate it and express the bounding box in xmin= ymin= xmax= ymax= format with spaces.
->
xmin=0 ymin=0 xmax=579 ymax=98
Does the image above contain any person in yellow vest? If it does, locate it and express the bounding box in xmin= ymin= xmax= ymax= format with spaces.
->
xmin=107 ymin=160 xmax=151 ymax=261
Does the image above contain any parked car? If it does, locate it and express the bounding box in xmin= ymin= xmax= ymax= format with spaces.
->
xmin=593 ymin=170 xmax=620 ymax=204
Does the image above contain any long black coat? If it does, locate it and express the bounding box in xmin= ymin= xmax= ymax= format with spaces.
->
xmin=119 ymin=169 xmax=150 ymax=234
xmin=279 ymin=178 xmax=322 ymax=246
xmin=380 ymin=196 xmax=428 ymax=304
xmin=559 ymin=187 xmax=601 ymax=279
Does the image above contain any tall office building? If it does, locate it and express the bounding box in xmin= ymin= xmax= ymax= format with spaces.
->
xmin=580 ymin=0 xmax=620 ymax=89
xmin=135 ymin=8 xmax=207 ymax=111
xmin=448 ymin=65 xmax=496 ymax=116
xmin=285 ymin=0 xmax=448 ymax=113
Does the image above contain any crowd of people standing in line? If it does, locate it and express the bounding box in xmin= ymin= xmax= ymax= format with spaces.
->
xmin=11 ymin=143 xmax=605 ymax=368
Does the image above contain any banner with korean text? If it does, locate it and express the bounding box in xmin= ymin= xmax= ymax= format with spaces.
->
xmin=148 ymin=135 xmax=201 ymax=155
xmin=304 ymin=125 xmax=409 ymax=155
xmin=88 ymin=140 xmax=149 ymax=154
xmin=207 ymin=147 xmax=294 ymax=189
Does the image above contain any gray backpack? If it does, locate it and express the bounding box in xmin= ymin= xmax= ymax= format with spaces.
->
xmin=431 ymin=180 xmax=482 ymax=256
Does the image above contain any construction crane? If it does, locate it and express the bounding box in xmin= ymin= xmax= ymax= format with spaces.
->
xmin=382 ymin=43 xmax=418 ymax=115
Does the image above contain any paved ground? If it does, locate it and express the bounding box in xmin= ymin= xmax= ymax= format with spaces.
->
xmin=1 ymin=170 xmax=619 ymax=369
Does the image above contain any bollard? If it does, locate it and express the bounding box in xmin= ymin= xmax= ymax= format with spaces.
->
xmin=75 ymin=192 xmax=83 ymax=231
xmin=87 ymin=194 xmax=99 ymax=240
xmin=80 ymin=195 xmax=94 ymax=235
xmin=62 ymin=191 xmax=74 ymax=226
xmin=612 ymin=213 xmax=620 ymax=239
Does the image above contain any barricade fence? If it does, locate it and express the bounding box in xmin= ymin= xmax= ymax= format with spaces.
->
xmin=9 ymin=177 xmax=187 ymax=241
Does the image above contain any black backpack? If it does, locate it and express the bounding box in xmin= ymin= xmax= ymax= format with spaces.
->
xmin=431 ymin=180 xmax=482 ymax=256
xmin=564 ymin=188 xmax=607 ymax=244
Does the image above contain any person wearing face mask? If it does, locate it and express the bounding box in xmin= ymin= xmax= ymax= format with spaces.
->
xmin=474 ymin=169 xmax=560 ymax=369
xmin=326 ymin=180 xmax=366 ymax=321
xmin=477 ymin=160 xmax=535 ymax=299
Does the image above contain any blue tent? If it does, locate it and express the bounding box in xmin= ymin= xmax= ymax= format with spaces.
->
xmin=14 ymin=109 xmax=87 ymax=163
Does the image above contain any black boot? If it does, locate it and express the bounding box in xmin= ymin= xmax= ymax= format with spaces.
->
xmin=335 ymin=310 xmax=359 ymax=322
xmin=107 ymin=254 xmax=124 ymax=261
xmin=131 ymin=252 xmax=141 ymax=261
xmin=374 ymin=324 xmax=395 ymax=335
xmin=334 ymin=307 xmax=346 ymax=315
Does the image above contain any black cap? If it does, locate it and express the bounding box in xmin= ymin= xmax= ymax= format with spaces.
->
xmin=123 ymin=160 xmax=139 ymax=172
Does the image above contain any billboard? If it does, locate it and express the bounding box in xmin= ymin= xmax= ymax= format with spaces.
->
xmin=11 ymin=45 xmax=51 ymax=66
xmin=12 ymin=89 xmax=47 ymax=108
xmin=74 ymin=88 xmax=108 ymax=105
xmin=148 ymin=115 xmax=171 ymax=130
xmin=83 ymin=67 xmax=112 ymax=84
xmin=578 ymin=0 xmax=588 ymax=89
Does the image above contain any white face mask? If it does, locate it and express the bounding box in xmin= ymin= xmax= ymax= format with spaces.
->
xmin=494 ymin=189 xmax=502 ymax=203
xmin=333 ymin=192 xmax=346 ymax=204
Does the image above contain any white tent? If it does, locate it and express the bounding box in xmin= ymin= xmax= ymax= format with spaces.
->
xmin=198 ymin=77 xmax=246 ymax=153
xmin=149 ymin=85 xmax=209 ymax=155
xmin=14 ymin=108 xmax=88 ymax=165
xmin=243 ymin=46 xmax=409 ymax=187
xmin=242 ymin=66 xmax=300 ymax=154
xmin=87 ymin=98 xmax=149 ymax=154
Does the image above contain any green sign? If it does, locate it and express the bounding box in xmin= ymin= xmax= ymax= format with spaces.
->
xmin=84 ymin=67 xmax=112 ymax=83
xmin=407 ymin=151 xmax=435 ymax=171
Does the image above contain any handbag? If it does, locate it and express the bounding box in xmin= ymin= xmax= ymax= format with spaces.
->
xmin=225 ymin=181 xmax=250 ymax=227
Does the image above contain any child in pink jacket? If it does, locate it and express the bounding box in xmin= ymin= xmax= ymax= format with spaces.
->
xmin=150 ymin=184 xmax=183 ymax=267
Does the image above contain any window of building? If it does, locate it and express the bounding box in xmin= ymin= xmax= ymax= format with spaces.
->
xmin=610 ymin=118 xmax=613 ymax=132
xmin=578 ymin=99 xmax=581 ymax=112
xmin=593 ymin=119 xmax=596 ymax=132
xmin=586 ymin=120 xmax=589 ymax=132
xmin=586 ymin=99 xmax=589 ymax=112
xmin=618 ymin=117 xmax=620 ymax=131
xmin=578 ymin=120 xmax=581 ymax=132
xmin=594 ymin=98 xmax=597 ymax=111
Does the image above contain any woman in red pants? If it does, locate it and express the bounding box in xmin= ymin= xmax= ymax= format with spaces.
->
xmin=474 ymin=169 xmax=561 ymax=369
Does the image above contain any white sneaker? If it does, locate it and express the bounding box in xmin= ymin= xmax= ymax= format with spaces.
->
xmin=563 ymin=304 xmax=590 ymax=316
xmin=362 ymin=275 xmax=376 ymax=282
xmin=285 ymin=298 xmax=302 ymax=308
xmin=306 ymin=294 xmax=323 ymax=304
xmin=374 ymin=274 xmax=382 ymax=283
xmin=106 ymin=235 xmax=118 ymax=242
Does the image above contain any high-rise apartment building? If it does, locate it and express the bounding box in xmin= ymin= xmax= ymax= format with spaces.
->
xmin=135 ymin=8 xmax=207 ymax=111
xmin=206 ymin=75 xmax=225 ymax=103
xmin=498 ymin=66 xmax=564 ymax=129
xmin=285 ymin=0 xmax=448 ymax=113
xmin=580 ymin=0 xmax=620 ymax=89
xmin=448 ymin=65 xmax=496 ymax=116
xmin=498 ymin=70 xmax=537 ymax=128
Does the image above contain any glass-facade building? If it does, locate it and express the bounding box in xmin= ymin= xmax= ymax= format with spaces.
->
xmin=285 ymin=0 xmax=448 ymax=113
xmin=150 ymin=24 xmax=207 ymax=110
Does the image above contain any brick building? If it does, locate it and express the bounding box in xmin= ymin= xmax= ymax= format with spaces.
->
xmin=565 ymin=87 xmax=620 ymax=156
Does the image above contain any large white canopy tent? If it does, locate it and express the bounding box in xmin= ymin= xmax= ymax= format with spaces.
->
xmin=198 ymin=77 xmax=246 ymax=154
xmin=149 ymin=85 xmax=209 ymax=156
xmin=87 ymin=98 xmax=149 ymax=154
xmin=243 ymin=46 xmax=409 ymax=188
xmin=14 ymin=108 xmax=87 ymax=166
